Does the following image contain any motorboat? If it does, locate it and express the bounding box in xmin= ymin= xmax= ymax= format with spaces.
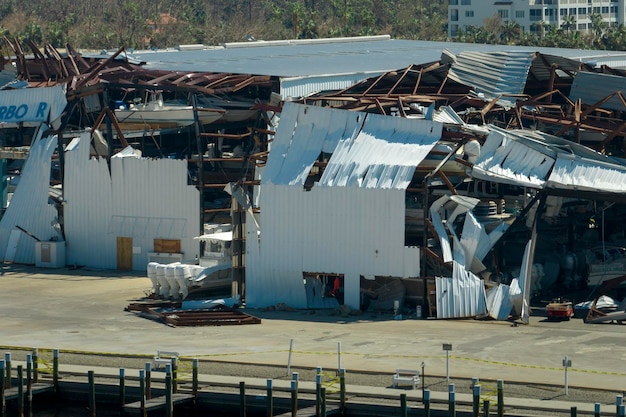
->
xmin=114 ymin=93 xmax=224 ymax=126
xmin=197 ymin=95 xmax=260 ymax=123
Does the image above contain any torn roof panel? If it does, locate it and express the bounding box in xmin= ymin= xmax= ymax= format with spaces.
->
xmin=547 ymin=155 xmax=626 ymax=194
xmin=263 ymin=102 xmax=363 ymax=185
xmin=569 ymin=71 xmax=626 ymax=112
xmin=446 ymin=50 xmax=535 ymax=103
xmin=472 ymin=128 xmax=554 ymax=188
xmin=472 ymin=126 xmax=626 ymax=193
xmin=319 ymin=112 xmax=443 ymax=188
xmin=265 ymin=102 xmax=443 ymax=189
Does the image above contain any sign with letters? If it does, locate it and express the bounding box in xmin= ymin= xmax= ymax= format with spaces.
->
xmin=0 ymin=84 xmax=67 ymax=125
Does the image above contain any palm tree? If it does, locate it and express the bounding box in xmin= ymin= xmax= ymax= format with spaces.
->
xmin=561 ymin=14 xmax=576 ymax=33
xmin=500 ymin=20 xmax=522 ymax=44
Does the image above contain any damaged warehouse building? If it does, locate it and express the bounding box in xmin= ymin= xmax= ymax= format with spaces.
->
xmin=1 ymin=36 xmax=626 ymax=324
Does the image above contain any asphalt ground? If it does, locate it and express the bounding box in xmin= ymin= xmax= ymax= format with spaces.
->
xmin=1 ymin=264 xmax=625 ymax=414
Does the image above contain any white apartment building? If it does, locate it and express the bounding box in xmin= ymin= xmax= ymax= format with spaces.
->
xmin=448 ymin=0 xmax=620 ymax=37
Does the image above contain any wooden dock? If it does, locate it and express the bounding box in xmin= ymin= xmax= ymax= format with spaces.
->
xmin=123 ymin=393 xmax=194 ymax=413
xmin=3 ymin=382 xmax=55 ymax=400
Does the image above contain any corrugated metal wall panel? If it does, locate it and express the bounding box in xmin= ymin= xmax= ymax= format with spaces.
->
xmin=486 ymin=284 xmax=513 ymax=320
xmin=0 ymin=133 xmax=61 ymax=264
xmin=280 ymin=73 xmax=381 ymax=100
xmin=64 ymin=133 xmax=114 ymax=269
xmin=64 ymin=132 xmax=200 ymax=270
xmin=246 ymin=184 xmax=420 ymax=309
xmin=436 ymin=262 xmax=487 ymax=319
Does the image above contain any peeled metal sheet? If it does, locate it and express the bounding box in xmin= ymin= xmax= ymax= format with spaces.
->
xmin=265 ymin=102 xmax=442 ymax=189
xmin=447 ymin=50 xmax=535 ymax=105
xmin=436 ymin=261 xmax=487 ymax=319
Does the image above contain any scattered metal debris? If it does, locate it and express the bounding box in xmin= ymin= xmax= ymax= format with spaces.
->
xmin=125 ymin=301 xmax=261 ymax=327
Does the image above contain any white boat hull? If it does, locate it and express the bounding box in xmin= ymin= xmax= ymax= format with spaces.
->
xmin=115 ymin=106 xmax=223 ymax=126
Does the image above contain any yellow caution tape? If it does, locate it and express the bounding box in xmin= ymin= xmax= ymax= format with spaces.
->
xmin=2 ymin=346 xmax=625 ymax=377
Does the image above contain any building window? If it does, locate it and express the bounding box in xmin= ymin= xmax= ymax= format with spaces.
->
xmin=578 ymin=23 xmax=586 ymax=29
xmin=560 ymin=8 xmax=567 ymax=16
xmin=602 ymin=6 xmax=609 ymax=14
xmin=498 ymin=9 xmax=509 ymax=19
xmin=529 ymin=9 xmax=542 ymax=21
xmin=451 ymin=9 xmax=459 ymax=21
xmin=578 ymin=7 xmax=586 ymax=16
xmin=465 ymin=10 xmax=474 ymax=17
xmin=516 ymin=10 xmax=525 ymax=18
xmin=461 ymin=0 xmax=471 ymax=5
xmin=451 ymin=24 xmax=459 ymax=36
xmin=569 ymin=8 xmax=576 ymax=15
xmin=544 ymin=9 xmax=554 ymax=17
xmin=449 ymin=0 xmax=458 ymax=4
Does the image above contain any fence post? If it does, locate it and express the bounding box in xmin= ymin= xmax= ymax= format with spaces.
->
xmin=401 ymin=393 xmax=407 ymax=417
xmin=17 ymin=366 xmax=23 ymax=417
xmin=26 ymin=355 xmax=32 ymax=417
xmin=618 ymin=395 xmax=624 ymax=417
xmin=192 ymin=359 xmax=199 ymax=399
xmin=31 ymin=349 xmax=38 ymax=384
xmin=290 ymin=379 xmax=298 ymax=417
xmin=448 ymin=384 xmax=456 ymax=417
xmin=321 ymin=387 xmax=327 ymax=417
xmin=171 ymin=357 xmax=178 ymax=394
xmin=88 ymin=370 xmax=96 ymax=417
xmin=339 ymin=368 xmax=346 ymax=415
xmin=119 ymin=368 xmax=125 ymax=414
xmin=497 ymin=380 xmax=504 ymax=417
xmin=424 ymin=389 xmax=430 ymax=417
xmin=571 ymin=406 xmax=577 ymax=417
xmin=483 ymin=400 xmax=490 ymax=417
xmin=266 ymin=379 xmax=273 ymax=417
xmin=139 ymin=369 xmax=146 ymax=417
xmin=594 ymin=403 xmax=601 ymax=417
xmin=145 ymin=363 xmax=151 ymax=400
xmin=240 ymin=381 xmax=246 ymax=417
xmin=165 ymin=365 xmax=173 ymax=417
xmin=4 ymin=354 xmax=11 ymax=390
xmin=473 ymin=384 xmax=481 ymax=417
xmin=52 ymin=349 xmax=59 ymax=392
xmin=316 ymin=372 xmax=322 ymax=417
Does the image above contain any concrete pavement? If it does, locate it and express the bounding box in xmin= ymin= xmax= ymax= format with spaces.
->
xmin=1 ymin=265 xmax=625 ymax=414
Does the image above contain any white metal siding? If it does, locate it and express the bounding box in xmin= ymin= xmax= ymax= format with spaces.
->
xmin=280 ymin=73 xmax=381 ymax=100
xmin=64 ymin=132 xmax=200 ymax=270
xmin=246 ymin=185 xmax=419 ymax=309
xmin=436 ymin=262 xmax=487 ymax=319
xmin=0 ymin=132 xmax=61 ymax=264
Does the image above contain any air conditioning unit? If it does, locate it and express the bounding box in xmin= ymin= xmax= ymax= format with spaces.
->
xmin=148 ymin=252 xmax=183 ymax=264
